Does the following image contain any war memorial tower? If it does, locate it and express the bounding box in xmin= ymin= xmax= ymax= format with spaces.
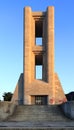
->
xmin=12 ymin=6 xmax=67 ymax=105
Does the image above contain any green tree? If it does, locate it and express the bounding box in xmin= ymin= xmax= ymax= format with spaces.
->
xmin=3 ymin=92 xmax=13 ymax=101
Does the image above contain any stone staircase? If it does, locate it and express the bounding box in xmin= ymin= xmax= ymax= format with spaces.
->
xmin=7 ymin=105 xmax=70 ymax=122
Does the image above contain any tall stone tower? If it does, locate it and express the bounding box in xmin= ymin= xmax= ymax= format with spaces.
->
xmin=12 ymin=6 xmax=67 ymax=105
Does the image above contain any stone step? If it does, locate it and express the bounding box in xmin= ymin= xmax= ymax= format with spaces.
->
xmin=0 ymin=121 xmax=74 ymax=130
xmin=12 ymin=106 xmax=63 ymax=115
xmin=0 ymin=127 xmax=74 ymax=130
xmin=7 ymin=105 xmax=71 ymax=122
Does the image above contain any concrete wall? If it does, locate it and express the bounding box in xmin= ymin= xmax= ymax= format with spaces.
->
xmin=11 ymin=73 xmax=24 ymax=104
xmin=0 ymin=101 xmax=16 ymax=121
xmin=60 ymin=101 xmax=74 ymax=119
xmin=55 ymin=73 xmax=67 ymax=104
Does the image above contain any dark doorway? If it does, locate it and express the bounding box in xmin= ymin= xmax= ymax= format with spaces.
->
xmin=35 ymin=96 xmax=47 ymax=105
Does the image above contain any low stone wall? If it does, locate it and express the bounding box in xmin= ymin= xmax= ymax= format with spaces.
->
xmin=0 ymin=101 xmax=16 ymax=121
xmin=60 ymin=101 xmax=74 ymax=119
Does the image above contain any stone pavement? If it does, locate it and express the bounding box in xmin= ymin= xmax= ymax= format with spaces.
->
xmin=0 ymin=121 xmax=74 ymax=129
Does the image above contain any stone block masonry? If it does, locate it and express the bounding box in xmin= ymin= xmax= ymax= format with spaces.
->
xmin=12 ymin=6 xmax=67 ymax=105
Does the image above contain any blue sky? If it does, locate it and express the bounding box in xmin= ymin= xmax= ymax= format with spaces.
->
xmin=0 ymin=0 xmax=74 ymax=100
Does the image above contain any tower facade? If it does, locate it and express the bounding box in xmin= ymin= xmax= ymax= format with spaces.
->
xmin=12 ymin=6 xmax=67 ymax=105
